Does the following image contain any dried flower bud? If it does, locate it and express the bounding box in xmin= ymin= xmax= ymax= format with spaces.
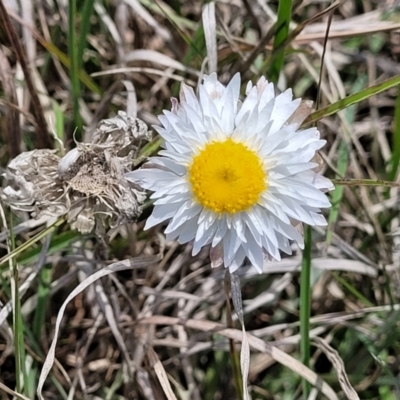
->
xmin=1 ymin=113 xmax=151 ymax=235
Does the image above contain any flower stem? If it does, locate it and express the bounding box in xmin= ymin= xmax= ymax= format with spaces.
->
xmin=300 ymin=224 xmax=312 ymax=398
xmin=224 ymin=274 xmax=244 ymax=400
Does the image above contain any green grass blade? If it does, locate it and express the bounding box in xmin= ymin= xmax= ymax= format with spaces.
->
xmin=33 ymin=263 xmax=53 ymax=339
xmin=0 ymin=216 xmax=66 ymax=269
xmin=141 ymin=0 xmax=197 ymax=31
xmin=305 ymin=73 xmax=400 ymax=126
xmin=19 ymin=322 xmax=68 ymax=399
xmin=10 ymin=12 xmax=102 ymax=94
xmin=137 ymin=137 xmax=163 ymax=162
xmin=29 ymin=261 xmax=52 ymax=396
xmin=389 ymin=86 xmax=400 ymax=180
xmin=333 ymin=178 xmax=400 ymax=187
xmin=268 ymin=0 xmax=292 ymax=83
xmin=77 ymin=0 xmax=95 ymax=68
xmin=38 ymin=37 xmax=101 ymax=93
xmin=326 ymin=140 xmax=349 ymax=246
xmin=300 ymin=224 xmax=312 ymax=397
xmin=68 ymin=0 xmax=82 ymax=136
xmin=183 ymin=23 xmax=206 ymax=68
xmin=17 ymin=230 xmax=81 ymax=266
xmin=9 ymin=216 xmax=28 ymax=393
xmin=330 ymin=272 xmax=373 ymax=307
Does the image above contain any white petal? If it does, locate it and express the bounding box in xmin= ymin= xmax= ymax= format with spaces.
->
xmin=269 ymin=92 xmax=300 ymax=135
xmin=149 ymin=180 xmax=190 ymax=199
xmin=259 ymin=194 xmax=291 ymax=225
xmin=212 ymin=219 xmax=228 ymax=247
xmin=167 ymin=218 xmax=198 ymax=243
xmin=165 ymin=201 xmax=202 ymax=234
xmin=232 ymin=213 xmax=247 ymax=243
xmin=223 ymin=230 xmax=242 ymax=267
xmin=270 ymin=162 xmax=318 ymax=178
xmin=228 ymin=246 xmax=247 ymax=272
xmin=199 ymin=83 xmax=223 ymax=120
xmin=235 ymin=87 xmax=259 ymax=127
xmin=198 ymin=208 xmax=218 ymax=230
xmin=275 ymin=232 xmax=292 ymax=255
xmin=261 ymin=233 xmax=281 ymax=261
xmin=149 ymin=157 xmax=187 ymax=176
xmin=154 ymin=192 xmax=191 ymax=205
xmin=301 ymin=171 xmax=334 ymax=190
xmin=242 ymin=230 xmax=264 ymax=272
xmin=203 ymin=72 xmax=225 ymax=99
xmin=145 ymin=202 xmax=186 ymax=229
xmin=193 ymin=220 xmax=218 ymax=255
xmin=158 ymin=150 xmax=192 ymax=163
xmin=126 ymin=168 xmax=178 ymax=191
xmin=257 ymin=79 xmax=275 ymax=109
xmin=180 ymin=83 xmax=201 ymax=112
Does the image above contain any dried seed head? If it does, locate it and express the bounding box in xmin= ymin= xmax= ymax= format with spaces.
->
xmin=58 ymin=148 xmax=82 ymax=180
xmin=1 ymin=113 xmax=151 ymax=235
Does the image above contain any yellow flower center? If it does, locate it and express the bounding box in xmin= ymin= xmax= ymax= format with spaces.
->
xmin=188 ymin=138 xmax=267 ymax=214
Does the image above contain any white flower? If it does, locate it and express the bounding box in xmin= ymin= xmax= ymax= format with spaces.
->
xmin=126 ymin=74 xmax=333 ymax=273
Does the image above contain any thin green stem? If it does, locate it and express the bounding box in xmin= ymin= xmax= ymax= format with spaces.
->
xmin=390 ymin=85 xmax=400 ymax=180
xmin=268 ymin=0 xmax=292 ymax=83
xmin=229 ymin=337 xmax=244 ymax=400
xmin=300 ymin=225 xmax=312 ymax=398
xmin=10 ymin=215 xmax=27 ymax=393
xmin=0 ymin=216 xmax=66 ymax=269
xmin=33 ymin=263 xmax=52 ymax=339
xmin=333 ymin=178 xmax=400 ymax=187
xmin=68 ymin=0 xmax=82 ymax=136
xmin=77 ymin=0 xmax=95 ymax=68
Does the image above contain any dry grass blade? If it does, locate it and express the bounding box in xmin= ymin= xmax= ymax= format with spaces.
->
xmin=239 ymin=273 xmax=292 ymax=316
xmin=296 ymin=9 xmax=400 ymax=43
xmin=123 ymin=49 xmax=200 ymax=76
xmin=202 ymin=2 xmax=217 ymax=74
xmin=312 ymin=336 xmax=360 ymax=400
xmin=20 ymin=0 xmax=35 ymax=62
xmin=94 ymin=0 xmax=124 ymax=60
xmin=140 ymin=316 xmax=339 ymax=400
xmin=0 ymin=0 xmax=51 ymax=148
xmin=122 ymin=79 xmax=138 ymax=118
xmin=0 ymin=47 xmax=20 ymax=157
xmin=230 ymin=271 xmax=250 ymax=400
xmin=91 ymin=67 xmax=196 ymax=85
xmin=123 ymin=0 xmax=171 ymax=41
xmin=233 ymin=256 xmax=378 ymax=278
xmin=36 ymin=255 xmax=160 ymax=400
xmin=0 ymin=381 xmax=31 ymax=400
xmin=284 ymin=0 xmax=344 ymax=47
xmin=147 ymin=347 xmax=178 ymax=400
xmin=93 ymin=276 xmax=134 ymax=371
